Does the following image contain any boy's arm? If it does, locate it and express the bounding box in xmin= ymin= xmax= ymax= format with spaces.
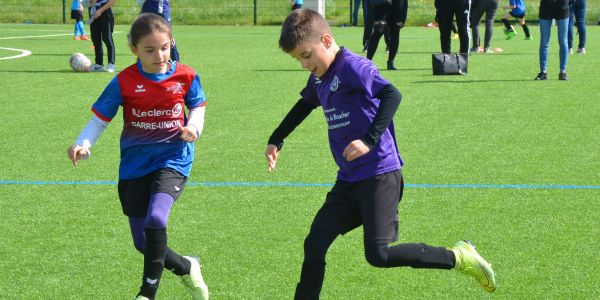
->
xmin=360 ymin=84 xmax=402 ymax=149
xmin=267 ymin=98 xmax=317 ymax=150
xmin=266 ymin=98 xmax=317 ymax=172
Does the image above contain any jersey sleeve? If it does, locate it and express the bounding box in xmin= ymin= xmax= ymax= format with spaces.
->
xmin=346 ymin=60 xmax=390 ymax=99
xmin=91 ymin=76 xmax=123 ymax=122
xmin=299 ymin=75 xmax=320 ymax=106
xmin=185 ymin=74 xmax=206 ymax=109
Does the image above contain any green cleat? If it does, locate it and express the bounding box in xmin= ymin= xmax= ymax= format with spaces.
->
xmin=181 ymin=256 xmax=209 ymax=300
xmin=504 ymin=26 xmax=517 ymax=40
xmin=451 ymin=240 xmax=496 ymax=292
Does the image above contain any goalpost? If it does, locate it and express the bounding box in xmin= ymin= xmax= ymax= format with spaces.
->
xmin=303 ymin=0 xmax=326 ymax=17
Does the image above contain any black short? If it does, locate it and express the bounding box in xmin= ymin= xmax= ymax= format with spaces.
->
xmin=311 ymin=169 xmax=403 ymax=244
xmin=71 ymin=10 xmax=83 ymax=21
xmin=117 ymin=168 xmax=187 ymax=218
xmin=509 ymin=11 xmax=525 ymax=18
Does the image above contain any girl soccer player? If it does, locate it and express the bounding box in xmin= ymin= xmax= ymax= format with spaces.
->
xmin=68 ymin=13 xmax=209 ymax=300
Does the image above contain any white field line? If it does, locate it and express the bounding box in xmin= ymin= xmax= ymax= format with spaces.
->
xmin=0 ymin=47 xmax=32 ymax=60
xmin=0 ymin=33 xmax=72 ymax=40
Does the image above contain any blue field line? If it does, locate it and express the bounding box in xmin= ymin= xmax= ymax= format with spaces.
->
xmin=0 ymin=180 xmax=599 ymax=190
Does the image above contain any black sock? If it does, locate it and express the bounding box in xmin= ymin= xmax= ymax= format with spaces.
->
xmin=165 ymin=247 xmax=192 ymax=276
xmin=385 ymin=243 xmax=455 ymax=269
xmin=502 ymin=19 xmax=512 ymax=31
xmin=522 ymin=24 xmax=530 ymax=37
xmin=139 ymin=228 xmax=168 ymax=298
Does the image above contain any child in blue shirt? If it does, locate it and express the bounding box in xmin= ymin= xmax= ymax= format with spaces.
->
xmin=501 ymin=0 xmax=532 ymax=39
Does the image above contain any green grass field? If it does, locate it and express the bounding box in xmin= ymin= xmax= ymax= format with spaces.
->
xmin=1 ymin=23 xmax=599 ymax=299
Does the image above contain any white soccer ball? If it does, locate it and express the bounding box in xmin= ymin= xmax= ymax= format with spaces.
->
xmin=70 ymin=53 xmax=91 ymax=72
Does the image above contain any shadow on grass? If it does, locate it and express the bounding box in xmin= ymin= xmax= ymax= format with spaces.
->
xmin=252 ymin=69 xmax=305 ymax=72
xmin=0 ymin=69 xmax=105 ymax=73
xmin=412 ymin=79 xmax=527 ymax=83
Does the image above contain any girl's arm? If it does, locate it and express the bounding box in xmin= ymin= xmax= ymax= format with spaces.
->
xmin=67 ymin=115 xmax=109 ymax=166
xmin=180 ymin=105 xmax=205 ymax=142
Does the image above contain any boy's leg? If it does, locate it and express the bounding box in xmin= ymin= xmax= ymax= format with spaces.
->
xmin=295 ymin=182 xmax=357 ymax=299
xmin=294 ymin=227 xmax=337 ymax=300
xmin=519 ymin=18 xmax=531 ymax=39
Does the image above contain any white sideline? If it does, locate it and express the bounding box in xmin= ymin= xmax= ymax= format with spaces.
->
xmin=0 ymin=47 xmax=32 ymax=60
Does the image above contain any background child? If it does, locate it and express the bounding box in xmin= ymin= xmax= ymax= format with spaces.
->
xmin=68 ymin=13 xmax=209 ymax=300
xmin=291 ymin=0 xmax=303 ymax=10
xmin=88 ymin=0 xmax=116 ymax=72
xmin=71 ymin=0 xmax=88 ymax=40
xmin=501 ymin=0 xmax=532 ymax=40
xmin=138 ymin=0 xmax=180 ymax=62
xmin=266 ymin=8 xmax=496 ymax=298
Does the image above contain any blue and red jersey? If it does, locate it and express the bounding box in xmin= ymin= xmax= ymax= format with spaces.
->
xmin=92 ymin=60 xmax=206 ymax=179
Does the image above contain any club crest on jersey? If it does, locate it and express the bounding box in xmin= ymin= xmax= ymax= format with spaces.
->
xmin=330 ymin=75 xmax=340 ymax=92
xmin=135 ymin=84 xmax=146 ymax=93
xmin=166 ymin=82 xmax=185 ymax=95
xmin=171 ymin=103 xmax=183 ymax=117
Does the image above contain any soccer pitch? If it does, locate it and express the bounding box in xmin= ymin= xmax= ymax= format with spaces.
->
xmin=0 ymin=23 xmax=599 ymax=299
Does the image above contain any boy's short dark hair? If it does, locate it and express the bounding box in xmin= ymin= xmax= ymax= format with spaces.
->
xmin=279 ymin=9 xmax=332 ymax=53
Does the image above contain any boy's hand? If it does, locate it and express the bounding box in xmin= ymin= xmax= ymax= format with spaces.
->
xmin=265 ymin=144 xmax=280 ymax=172
xmin=179 ymin=125 xmax=198 ymax=142
xmin=343 ymin=140 xmax=370 ymax=162
xmin=67 ymin=144 xmax=88 ymax=167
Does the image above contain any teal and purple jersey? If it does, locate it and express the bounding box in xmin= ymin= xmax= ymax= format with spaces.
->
xmin=300 ymin=48 xmax=402 ymax=182
xmin=91 ymin=61 xmax=206 ymax=179
xmin=510 ymin=0 xmax=526 ymax=16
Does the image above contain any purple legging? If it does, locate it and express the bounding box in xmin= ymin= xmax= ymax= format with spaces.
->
xmin=129 ymin=192 xmax=174 ymax=251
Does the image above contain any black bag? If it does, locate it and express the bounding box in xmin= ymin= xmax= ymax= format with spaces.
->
xmin=370 ymin=0 xmax=392 ymax=7
xmin=432 ymin=53 xmax=468 ymax=75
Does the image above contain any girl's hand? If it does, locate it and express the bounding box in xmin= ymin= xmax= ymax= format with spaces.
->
xmin=342 ymin=139 xmax=370 ymax=162
xmin=265 ymin=144 xmax=279 ymax=172
xmin=67 ymin=144 xmax=88 ymax=167
xmin=179 ymin=125 xmax=198 ymax=142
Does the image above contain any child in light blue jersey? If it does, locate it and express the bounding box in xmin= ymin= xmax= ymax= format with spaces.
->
xmin=70 ymin=0 xmax=88 ymax=40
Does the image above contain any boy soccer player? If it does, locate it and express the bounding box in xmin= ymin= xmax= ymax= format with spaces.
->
xmin=501 ymin=0 xmax=532 ymax=40
xmin=265 ymin=8 xmax=496 ymax=298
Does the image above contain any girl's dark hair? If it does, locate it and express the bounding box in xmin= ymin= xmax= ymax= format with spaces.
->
xmin=128 ymin=13 xmax=172 ymax=47
xmin=279 ymin=9 xmax=331 ymax=53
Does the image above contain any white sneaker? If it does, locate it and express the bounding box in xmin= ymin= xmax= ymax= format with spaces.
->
xmin=89 ymin=64 xmax=105 ymax=72
xmin=569 ymin=48 xmax=574 ymax=54
xmin=181 ymin=256 xmax=209 ymax=300
xmin=106 ymin=63 xmax=116 ymax=73
xmin=134 ymin=296 xmax=149 ymax=300
xmin=577 ymin=47 xmax=586 ymax=54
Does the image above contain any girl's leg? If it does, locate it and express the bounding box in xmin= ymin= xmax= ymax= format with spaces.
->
xmin=575 ymin=0 xmax=586 ymax=49
xmin=568 ymin=7 xmax=575 ymax=50
xmin=556 ymin=18 xmax=569 ymax=73
xmin=539 ymin=19 xmax=552 ymax=73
